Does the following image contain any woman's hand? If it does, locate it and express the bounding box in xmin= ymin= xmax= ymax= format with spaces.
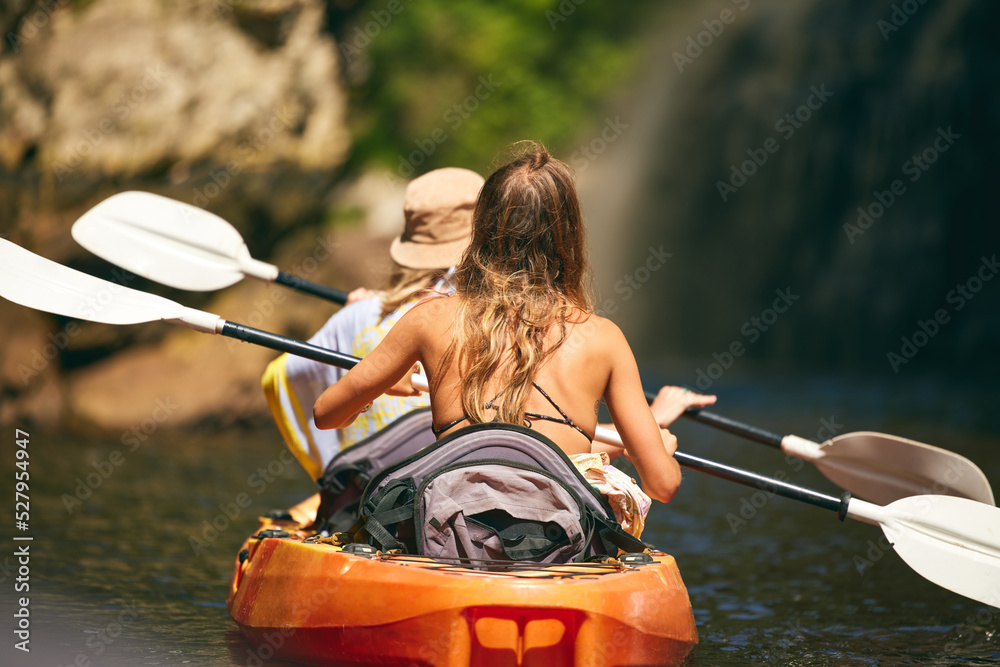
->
xmin=650 ymin=386 xmax=716 ymax=427
xmin=659 ymin=427 xmax=678 ymax=456
xmin=346 ymin=287 xmax=377 ymax=305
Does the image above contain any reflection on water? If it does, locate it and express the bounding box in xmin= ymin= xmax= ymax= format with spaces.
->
xmin=1 ymin=375 xmax=998 ymax=666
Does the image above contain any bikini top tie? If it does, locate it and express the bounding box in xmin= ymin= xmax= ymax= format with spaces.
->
xmin=431 ymin=381 xmax=593 ymax=442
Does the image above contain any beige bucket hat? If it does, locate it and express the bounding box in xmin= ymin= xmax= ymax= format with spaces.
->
xmin=389 ymin=167 xmax=485 ymax=269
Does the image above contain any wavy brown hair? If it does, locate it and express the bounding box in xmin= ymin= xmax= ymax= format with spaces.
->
xmin=445 ymin=143 xmax=593 ymax=426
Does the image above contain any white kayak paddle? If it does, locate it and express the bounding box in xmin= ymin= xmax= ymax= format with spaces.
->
xmin=678 ymin=407 xmax=995 ymax=506
xmin=597 ymin=426 xmax=1000 ymax=609
xmin=71 ymin=191 xmax=348 ymax=303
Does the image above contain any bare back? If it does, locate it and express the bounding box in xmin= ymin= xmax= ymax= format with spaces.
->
xmin=402 ymin=296 xmax=615 ymax=455
xmin=314 ymin=292 xmax=681 ymax=502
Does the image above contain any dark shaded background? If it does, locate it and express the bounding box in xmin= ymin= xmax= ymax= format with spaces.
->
xmin=0 ymin=0 xmax=997 ymax=432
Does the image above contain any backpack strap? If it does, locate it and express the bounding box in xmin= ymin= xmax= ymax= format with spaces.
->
xmin=465 ymin=509 xmax=572 ymax=561
xmin=358 ymin=478 xmax=417 ymax=553
xmin=591 ymin=512 xmax=651 ymax=555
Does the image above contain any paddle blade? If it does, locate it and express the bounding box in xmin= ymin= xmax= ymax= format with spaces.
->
xmin=72 ymin=191 xmax=270 ymax=291
xmin=0 ymin=238 xmax=190 ymax=326
xmin=851 ymin=495 xmax=1000 ymax=608
xmin=814 ymin=431 xmax=995 ymax=507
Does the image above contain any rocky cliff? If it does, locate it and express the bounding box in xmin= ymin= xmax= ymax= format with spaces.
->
xmin=0 ymin=0 xmax=356 ymax=431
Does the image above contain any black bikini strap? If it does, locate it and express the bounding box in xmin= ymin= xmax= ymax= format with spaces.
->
xmin=431 ymin=386 xmax=592 ymax=442
xmin=431 ymin=415 xmax=468 ymax=437
xmin=526 ymin=382 xmax=593 ymax=442
xmin=432 ymin=390 xmax=503 ymax=436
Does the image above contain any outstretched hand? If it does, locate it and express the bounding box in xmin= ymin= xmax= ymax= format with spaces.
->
xmin=650 ymin=386 xmax=717 ymax=427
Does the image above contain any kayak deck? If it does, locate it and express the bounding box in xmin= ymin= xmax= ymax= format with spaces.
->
xmin=228 ymin=513 xmax=698 ymax=667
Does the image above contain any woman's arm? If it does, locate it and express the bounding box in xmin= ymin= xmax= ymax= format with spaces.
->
xmin=600 ymin=324 xmax=682 ymax=503
xmin=313 ymin=310 xmax=424 ymax=429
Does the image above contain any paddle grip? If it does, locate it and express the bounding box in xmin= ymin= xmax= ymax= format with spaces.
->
xmin=220 ymin=321 xmax=360 ymax=369
xmin=673 ymin=451 xmax=844 ymax=514
xmin=641 ymin=390 xmax=783 ymax=448
xmin=276 ymin=271 xmax=349 ymax=305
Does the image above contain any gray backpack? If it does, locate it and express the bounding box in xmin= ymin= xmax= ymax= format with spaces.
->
xmin=313 ymin=407 xmax=436 ymax=533
xmin=345 ymin=422 xmax=649 ymax=564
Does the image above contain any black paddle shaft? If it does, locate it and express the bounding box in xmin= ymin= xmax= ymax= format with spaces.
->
xmin=275 ymin=271 xmax=349 ymax=305
xmin=673 ymin=450 xmax=851 ymax=520
xmin=221 ymin=320 xmax=359 ymax=369
xmin=642 ymin=390 xmax=784 ymax=448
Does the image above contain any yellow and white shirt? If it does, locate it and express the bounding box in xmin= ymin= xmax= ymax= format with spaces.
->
xmin=262 ymin=296 xmax=431 ymax=481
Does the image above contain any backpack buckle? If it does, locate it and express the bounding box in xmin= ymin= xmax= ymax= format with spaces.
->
xmin=342 ymin=543 xmax=379 ymax=558
xmin=619 ymin=552 xmax=654 ymax=567
xmin=252 ymin=529 xmax=290 ymax=540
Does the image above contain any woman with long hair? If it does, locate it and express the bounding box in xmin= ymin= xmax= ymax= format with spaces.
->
xmin=315 ymin=144 xmax=710 ymax=531
xmin=264 ymin=167 xmax=484 ymax=481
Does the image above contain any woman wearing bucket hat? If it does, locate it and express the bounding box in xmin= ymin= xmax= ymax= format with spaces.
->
xmin=263 ymin=167 xmax=485 ymax=482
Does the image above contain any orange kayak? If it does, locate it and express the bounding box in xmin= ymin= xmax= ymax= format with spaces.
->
xmin=228 ymin=510 xmax=698 ymax=667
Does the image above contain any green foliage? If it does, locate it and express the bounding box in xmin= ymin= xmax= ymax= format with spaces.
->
xmin=340 ymin=0 xmax=660 ymax=176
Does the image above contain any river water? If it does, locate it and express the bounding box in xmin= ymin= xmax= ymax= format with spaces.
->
xmin=2 ymin=373 xmax=998 ymax=666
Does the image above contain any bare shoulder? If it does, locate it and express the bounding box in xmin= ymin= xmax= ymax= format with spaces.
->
xmin=395 ymin=295 xmax=458 ymax=339
xmin=566 ymin=311 xmax=628 ymax=351
xmin=558 ymin=312 xmax=631 ymax=380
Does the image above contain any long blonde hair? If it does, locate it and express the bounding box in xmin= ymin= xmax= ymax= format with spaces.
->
xmin=446 ymin=143 xmax=593 ymax=425
xmin=379 ymin=265 xmax=449 ymax=320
